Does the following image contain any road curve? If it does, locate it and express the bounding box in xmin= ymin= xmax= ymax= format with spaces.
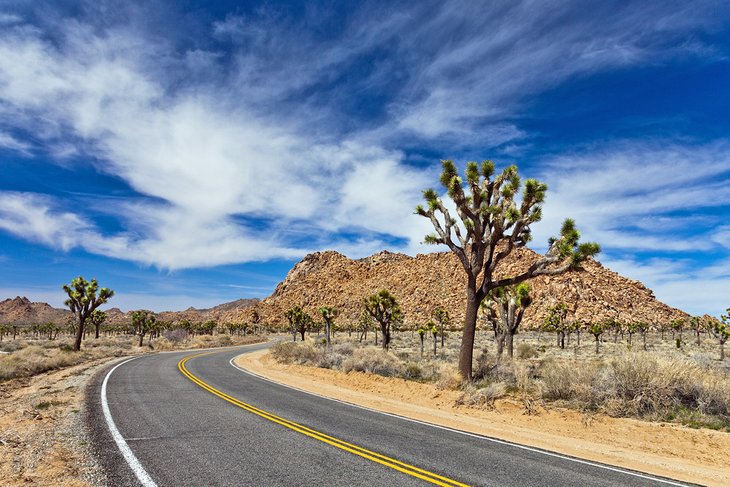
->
xmin=87 ymin=344 xmax=692 ymax=487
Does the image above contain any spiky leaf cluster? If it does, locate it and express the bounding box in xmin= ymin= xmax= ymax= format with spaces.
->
xmin=416 ymin=160 xmax=600 ymax=296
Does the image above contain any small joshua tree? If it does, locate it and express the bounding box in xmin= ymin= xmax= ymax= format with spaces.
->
xmin=487 ymin=283 xmax=532 ymax=358
xmin=358 ymin=310 xmax=373 ymax=343
xmin=589 ymin=322 xmax=606 ymax=354
xmin=319 ymin=306 xmax=338 ymax=347
xmin=670 ymin=318 xmax=684 ymax=346
xmin=89 ymin=310 xmax=107 ymax=339
xmin=131 ymin=310 xmax=157 ymax=347
xmin=416 ymin=159 xmax=600 ymax=380
xmin=427 ymin=320 xmax=438 ymax=356
xmin=543 ymin=303 xmax=569 ymax=349
xmin=63 ymin=276 xmax=114 ymax=351
xmin=689 ymin=316 xmax=703 ymax=346
xmin=285 ymin=306 xmax=311 ymax=341
xmin=364 ymin=290 xmax=402 ymax=351
xmin=708 ymin=311 xmax=730 ymax=360
xmin=417 ymin=325 xmax=426 ymax=356
xmin=432 ymin=308 xmax=450 ymax=348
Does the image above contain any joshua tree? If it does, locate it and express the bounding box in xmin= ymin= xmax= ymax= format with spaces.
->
xmin=432 ymin=308 xmax=450 ymax=348
xmin=89 ymin=310 xmax=107 ymax=339
xmin=689 ymin=316 xmax=703 ymax=346
xmin=486 ymin=283 xmax=532 ymax=358
xmin=131 ymin=310 xmax=157 ymax=347
xmin=63 ymin=276 xmax=114 ymax=351
xmin=543 ymin=303 xmax=569 ymax=349
xmin=364 ymin=290 xmax=402 ymax=351
xmin=708 ymin=312 xmax=730 ymax=360
xmin=589 ymin=322 xmax=606 ymax=354
xmin=285 ymin=306 xmax=311 ymax=341
xmin=285 ymin=306 xmax=303 ymax=341
xmin=429 ymin=321 xmax=438 ymax=356
xmin=319 ymin=306 xmax=338 ymax=347
xmin=629 ymin=321 xmax=650 ymax=350
xmin=417 ymin=325 xmax=426 ymax=356
xmin=417 ymin=160 xmax=599 ymax=379
xmin=670 ymin=318 xmax=684 ymax=346
xmin=358 ymin=310 xmax=373 ymax=343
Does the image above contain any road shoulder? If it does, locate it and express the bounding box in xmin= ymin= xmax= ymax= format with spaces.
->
xmin=235 ymin=349 xmax=730 ymax=487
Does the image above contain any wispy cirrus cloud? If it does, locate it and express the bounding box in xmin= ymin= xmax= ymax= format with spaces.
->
xmin=0 ymin=0 xmax=728 ymax=297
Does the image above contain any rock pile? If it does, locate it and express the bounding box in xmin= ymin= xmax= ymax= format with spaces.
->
xmin=221 ymin=249 xmax=688 ymax=329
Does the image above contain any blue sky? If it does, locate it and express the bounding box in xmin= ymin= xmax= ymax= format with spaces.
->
xmin=0 ymin=1 xmax=729 ymax=315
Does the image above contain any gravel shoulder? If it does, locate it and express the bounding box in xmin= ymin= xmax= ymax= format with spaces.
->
xmin=0 ymin=356 xmax=123 ymax=486
xmin=236 ymin=349 xmax=730 ymax=487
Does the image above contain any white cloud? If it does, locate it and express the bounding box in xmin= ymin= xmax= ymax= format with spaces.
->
xmin=0 ymin=131 xmax=31 ymax=154
xmin=601 ymin=256 xmax=730 ymax=317
xmin=387 ymin=1 xmax=722 ymax=139
xmin=532 ymin=142 xmax=730 ymax=252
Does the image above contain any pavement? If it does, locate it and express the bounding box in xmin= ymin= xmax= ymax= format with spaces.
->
xmin=86 ymin=343 xmax=693 ymax=486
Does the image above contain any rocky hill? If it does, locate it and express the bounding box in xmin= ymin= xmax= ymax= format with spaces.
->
xmin=0 ymin=297 xmax=71 ymax=325
xmin=220 ymin=249 xmax=688 ymax=329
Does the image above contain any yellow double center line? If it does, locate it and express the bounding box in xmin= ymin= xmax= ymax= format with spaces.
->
xmin=178 ymin=352 xmax=469 ymax=487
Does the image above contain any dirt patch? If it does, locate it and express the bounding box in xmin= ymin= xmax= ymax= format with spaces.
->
xmin=236 ymin=349 xmax=730 ymax=487
xmin=0 ymin=356 xmax=123 ymax=486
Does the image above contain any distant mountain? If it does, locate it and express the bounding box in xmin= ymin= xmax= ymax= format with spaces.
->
xmin=0 ymin=296 xmax=70 ymax=325
xmin=0 ymin=297 xmax=260 ymax=326
xmin=218 ymin=249 xmax=689 ymax=328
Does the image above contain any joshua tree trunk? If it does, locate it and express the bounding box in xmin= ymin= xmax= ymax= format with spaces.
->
xmin=433 ymin=334 xmax=437 ymax=357
xmin=73 ymin=312 xmax=85 ymax=351
xmin=459 ymin=284 xmax=480 ymax=380
xmin=138 ymin=333 xmax=144 ymax=347
xmin=420 ymin=334 xmax=424 ymax=356
xmin=595 ymin=335 xmax=600 ymax=354
xmin=642 ymin=333 xmax=647 ymax=351
xmin=374 ymin=329 xmax=378 ymax=346
xmin=506 ymin=332 xmax=515 ymax=358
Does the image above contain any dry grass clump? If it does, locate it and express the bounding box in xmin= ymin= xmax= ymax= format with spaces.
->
xmin=342 ymin=347 xmax=405 ymax=377
xmin=436 ymin=365 xmax=464 ymax=390
xmin=0 ymin=334 xmax=266 ymax=382
xmin=457 ymin=382 xmax=507 ymax=409
xmin=539 ymin=352 xmax=730 ymax=428
xmin=0 ymin=345 xmax=88 ymax=381
xmin=270 ymin=341 xmax=322 ymax=365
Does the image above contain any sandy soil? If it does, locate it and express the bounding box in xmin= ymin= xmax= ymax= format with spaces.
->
xmin=0 ymin=357 xmax=119 ymax=486
xmin=236 ymin=350 xmax=730 ymax=487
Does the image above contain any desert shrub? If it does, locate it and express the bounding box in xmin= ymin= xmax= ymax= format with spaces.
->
xmin=270 ymin=341 xmax=321 ymax=365
xmin=151 ymin=337 xmax=174 ymax=351
xmin=539 ymin=358 xmax=598 ymax=402
xmin=516 ymin=343 xmax=539 ymax=359
xmin=457 ymin=382 xmax=506 ymax=409
xmin=341 ymin=347 xmax=404 ymax=377
xmin=332 ymin=341 xmax=355 ymax=356
xmin=164 ymin=328 xmax=188 ymax=344
xmin=436 ymin=365 xmax=463 ymax=390
xmin=0 ymin=340 xmax=25 ymax=353
xmin=0 ymin=345 xmax=86 ymax=381
xmin=218 ymin=335 xmax=232 ymax=346
xmin=404 ymin=362 xmax=422 ymax=380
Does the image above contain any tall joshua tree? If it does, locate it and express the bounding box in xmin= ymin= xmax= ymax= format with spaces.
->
xmin=319 ymin=306 xmax=338 ymax=347
xmin=364 ymin=290 xmax=402 ymax=351
xmin=63 ymin=276 xmax=114 ymax=351
xmin=417 ymin=160 xmax=599 ymax=380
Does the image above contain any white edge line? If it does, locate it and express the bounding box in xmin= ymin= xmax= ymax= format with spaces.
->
xmin=101 ymin=357 xmax=158 ymax=487
xmin=228 ymin=353 xmax=690 ymax=487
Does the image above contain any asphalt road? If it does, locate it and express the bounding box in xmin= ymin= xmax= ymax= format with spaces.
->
xmin=87 ymin=343 xmax=692 ymax=487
